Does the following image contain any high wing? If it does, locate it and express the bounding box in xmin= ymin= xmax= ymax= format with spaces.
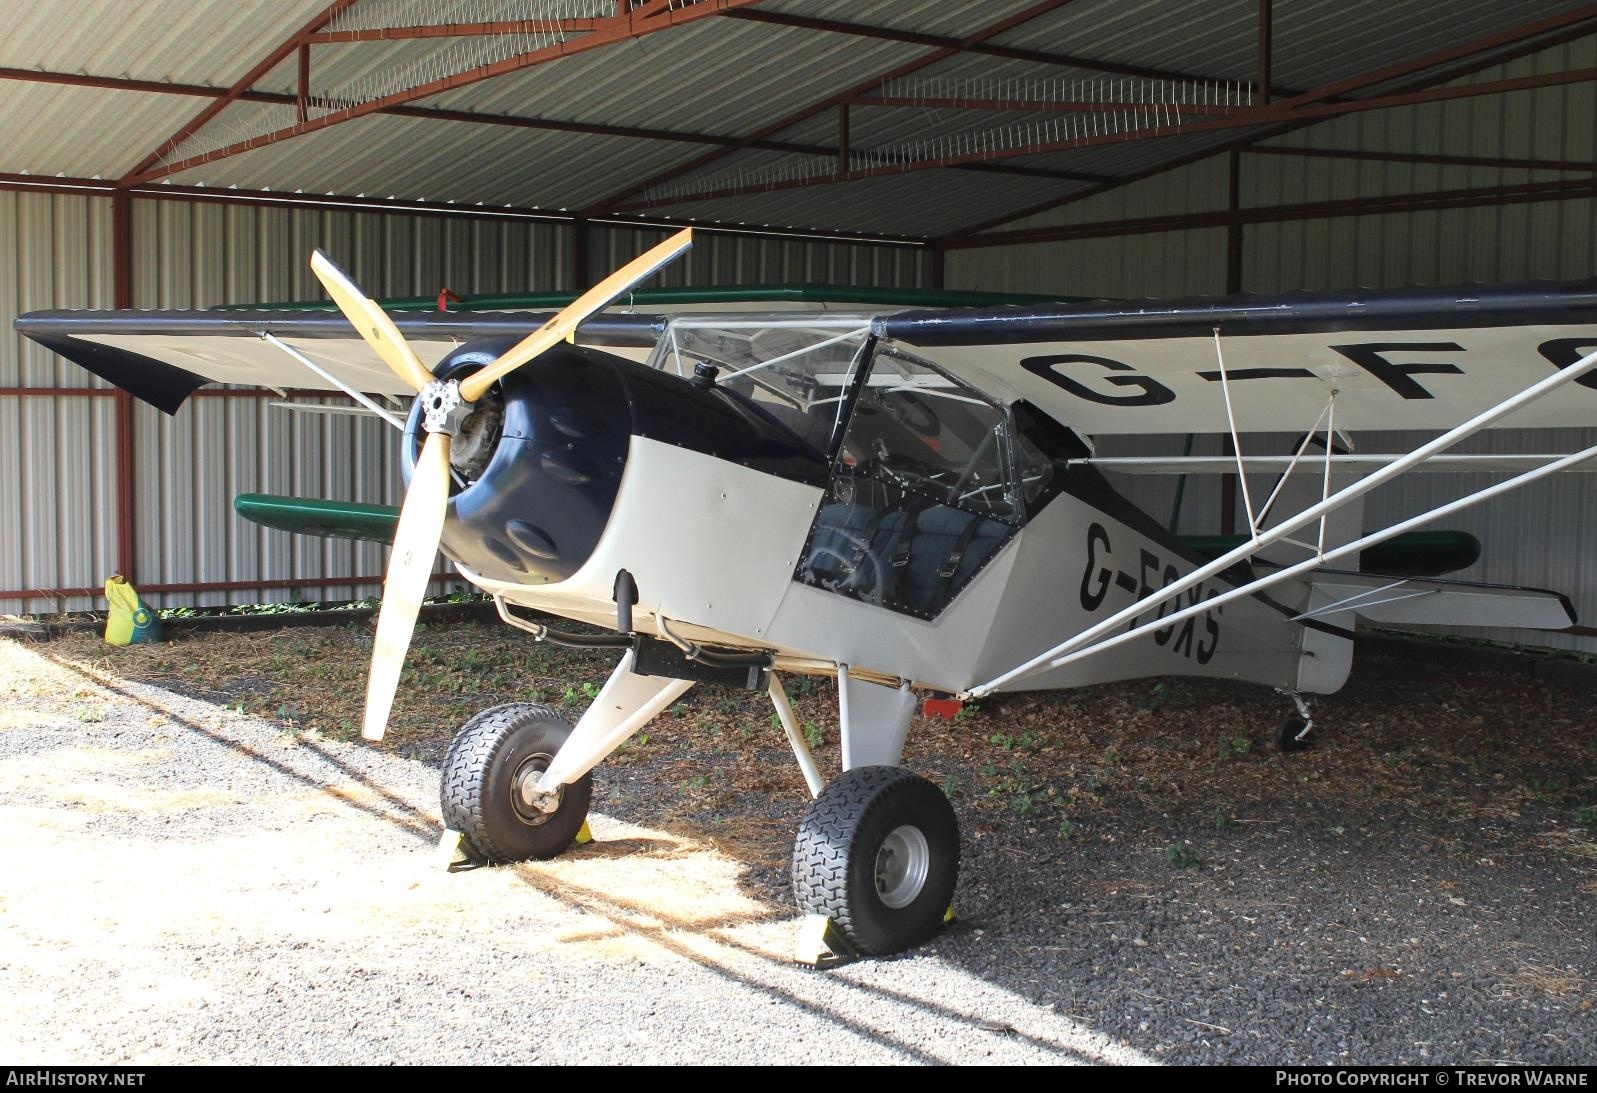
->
xmin=875 ymin=279 xmax=1597 ymax=434
xmin=14 ymin=309 xmax=662 ymax=414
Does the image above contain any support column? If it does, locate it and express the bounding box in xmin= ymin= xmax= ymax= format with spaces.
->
xmin=111 ymin=188 xmax=136 ymax=579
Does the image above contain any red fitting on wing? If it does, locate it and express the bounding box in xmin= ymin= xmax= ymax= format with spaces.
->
xmin=436 ymin=288 xmax=461 ymax=312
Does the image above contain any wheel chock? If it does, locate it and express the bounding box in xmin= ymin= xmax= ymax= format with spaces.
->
xmin=794 ymin=914 xmax=856 ymax=968
xmin=943 ymin=905 xmax=957 ymax=924
xmin=435 ymin=828 xmax=469 ymax=871
xmin=573 ymin=820 xmax=594 ymax=846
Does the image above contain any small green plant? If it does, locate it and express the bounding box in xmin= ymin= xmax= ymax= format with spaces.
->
xmin=581 ymin=681 xmax=601 ymax=700
xmin=635 ymin=732 xmax=650 ymax=747
xmin=1164 ymin=844 xmax=1202 ymax=870
xmin=1102 ymin=747 xmax=1123 ymax=767
xmin=1017 ymin=730 xmax=1041 ymax=752
xmin=939 ymin=773 xmax=959 ymax=799
xmin=1057 ymin=819 xmax=1079 ymax=840
xmin=1138 ymin=681 xmax=1170 ymax=712
xmin=682 ymin=773 xmax=711 ymax=790
xmin=979 ymin=759 xmax=997 ymax=777
xmin=73 ymin=706 xmax=101 ymax=723
xmin=1576 ymin=805 xmax=1597 ymax=826
xmin=1012 ymin=791 xmax=1037 ymax=817
xmin=954 ymin=703 xmax=979 ymax=722
xmin=989 ymin=731 xmax=1015 ymax=751
xmin=1211 ymin=807 xmax=1236 ymax=830
xmin=1219 ymin=736 xmax=1252 ymax=759
xmin=802 ymin=720 xmax=823 ymax=747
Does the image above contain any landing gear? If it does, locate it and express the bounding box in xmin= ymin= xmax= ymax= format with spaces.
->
xmin=441 ymin=703 xmax=593 ymax=863
xmin=1274 ymin=693 xmax=1315 ymax=754
xmin=791 ymin=766 xmax=959 ymax=956
xmin=1275 ymin=716 xmax=1312 ymax=753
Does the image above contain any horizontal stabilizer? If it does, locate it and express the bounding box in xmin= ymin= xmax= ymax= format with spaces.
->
xmin=1305 ymin=572 xmax=1575 ymax=630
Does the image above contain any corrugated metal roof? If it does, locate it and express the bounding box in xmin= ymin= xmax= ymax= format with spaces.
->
xmin=0 ymin=0 xmax=1592 ymax=238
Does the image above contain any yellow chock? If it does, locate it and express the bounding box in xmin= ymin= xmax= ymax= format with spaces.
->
xmin=435 ymin=828 xmax=468 ymax=871
xmin=572 ymin=820 xmax=594 ymax=846
xmin=794 ymin=914 xmax=856 ymax=968
xmin=943 ymin=905 xmax=958 ymax=924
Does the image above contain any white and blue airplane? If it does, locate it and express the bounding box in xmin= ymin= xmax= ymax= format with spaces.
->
xmin=18 ymin=230 xmax=1597 ymax=955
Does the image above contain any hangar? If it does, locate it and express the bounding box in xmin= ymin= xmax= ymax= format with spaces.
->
xmin=2 ymin=0 xmax=1595 ymax=662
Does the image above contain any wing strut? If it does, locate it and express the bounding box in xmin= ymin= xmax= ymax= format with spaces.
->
xmin=965 ymin=344 xmax=1597 ymax=698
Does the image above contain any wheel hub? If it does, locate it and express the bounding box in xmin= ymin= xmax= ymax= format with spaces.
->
xmin=511 ymin=752 xmax=562 ymax=822
xmin=874 ymin=824 xmax=930 ymax=909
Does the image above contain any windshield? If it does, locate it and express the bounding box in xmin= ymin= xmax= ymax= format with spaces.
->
xmin=649 ymin=316 xmax=875 ymax=457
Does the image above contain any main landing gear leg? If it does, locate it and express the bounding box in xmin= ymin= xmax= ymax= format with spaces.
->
xmin=789 ymin=668 xmax=960 ymax=962
xmin=1275 ymin=691 xmax=1315 ymax=754
xmin=437 ymin=651 xmax=693 ymax=866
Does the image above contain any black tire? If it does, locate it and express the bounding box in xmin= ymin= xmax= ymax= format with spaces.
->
xmin=441 ymin=703 xmax=592 ymax=864
xmin=791 ymin=766 xmax=959 ymax=956
xmin=1275 ymin=716 xmax=1312 ymax=754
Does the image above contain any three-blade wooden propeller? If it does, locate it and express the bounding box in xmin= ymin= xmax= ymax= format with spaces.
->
xmin=309 ymin=228 xmax=694 ymax=742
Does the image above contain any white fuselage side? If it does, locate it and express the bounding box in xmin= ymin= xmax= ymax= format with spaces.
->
xmin=466 ymin=436 xmax=1321 ymax=696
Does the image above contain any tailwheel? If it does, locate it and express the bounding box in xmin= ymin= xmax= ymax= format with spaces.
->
xmin=1275 ymin=716 xmax=1313 ymax=753
xmin=441 ymin=703 xmax=593 ymax=864
xmin=791 ymin=766 xmax=959 ymax=956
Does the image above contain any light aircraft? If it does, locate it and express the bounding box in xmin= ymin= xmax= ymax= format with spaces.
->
xmin=17 ymin=231 xmax=1597 ymax=956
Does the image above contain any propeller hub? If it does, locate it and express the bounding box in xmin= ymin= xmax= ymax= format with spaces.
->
xmin=420 ymin=377 xmax=472 ymax=436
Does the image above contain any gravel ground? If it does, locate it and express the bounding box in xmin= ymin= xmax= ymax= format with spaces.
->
xmin=1 ymin=630 xmax=1593 ymax=1065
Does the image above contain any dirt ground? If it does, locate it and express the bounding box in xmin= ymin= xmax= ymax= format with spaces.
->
xmin=2 ymin=622 xmax=1594 ymax=1064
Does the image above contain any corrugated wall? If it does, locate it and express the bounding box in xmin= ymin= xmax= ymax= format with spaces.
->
xmin=0 ymin=191 xmax=119 ymax=612
xmin=943 ymin=37 xmax=1597 ymax=653
xmin=2 ymin=195 xmax=929 ymax=613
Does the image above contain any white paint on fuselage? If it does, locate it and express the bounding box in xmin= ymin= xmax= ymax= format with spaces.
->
xmin=472 ymin=435 xmax=1313 ymax=696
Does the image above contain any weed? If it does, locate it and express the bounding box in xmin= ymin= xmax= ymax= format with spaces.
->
xmin=802 ymin=720 xmax=823 ymax=747
xmin=1219 ymin=736 xmax=1252 ymax=760
xmin=1164 ymin=844 xmax=1202 ymax=870
xmin=1576 ymin=806 xmax=1597 ymax=826
xmin=954 ymin=703 xmax=979 ymax=722
xmin=682 ymin=773 xmax=711 ymax=790
xmin=1057 ymin=819 xmax=1079 ymax=840
xmin=989 ymin=731 xmax=1015 ymax=751
xmin=1139 ymin=681 xmax=1170 ymax=712
xmin=1211 ymin=807 xmax=1237 ymax=831
xmin=939 ymin=773 xmax=959 ymax=799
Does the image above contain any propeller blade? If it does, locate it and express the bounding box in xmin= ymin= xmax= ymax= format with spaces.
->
xmin=361 ymin=430 xmax=453 ymax=742
xmin=458 ymin=227 xmax=693 ymax=403
xmin=310 ymin=249 xmax=436 ymax=394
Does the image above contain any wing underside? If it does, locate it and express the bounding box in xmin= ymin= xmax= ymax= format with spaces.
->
xmin=15 ymin=310 xmax=662 ymax=414
xmin=876 ymin=279 xmax=1597 ymax=435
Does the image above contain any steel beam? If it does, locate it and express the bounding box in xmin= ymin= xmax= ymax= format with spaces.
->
xmin=720 ymin=7 xmax=1306 ymax=100
xmin=123 ymin=0 xmax=767 ymax=187
xmin=1243 ymin=144 xmax=1597 ymax=174
xmin=585 ymin=0 xmax=1086 ymax=211
xmin=608 ymin=67 xmax=1597 ymax=214
xmin=944 ymin=176 xmax=1597 ymax=249
xmin=120 ymin=0 xmax=360 ymax=183
xmin=948 ymin=10 xmax=1597 ymax=239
